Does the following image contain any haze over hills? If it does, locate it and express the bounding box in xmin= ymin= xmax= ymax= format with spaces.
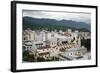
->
xmin=23 ymin=16 xmax=90 ymax=32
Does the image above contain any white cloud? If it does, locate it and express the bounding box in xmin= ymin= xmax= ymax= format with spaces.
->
xmin=23 ymin=10 xmax=91 ymax=24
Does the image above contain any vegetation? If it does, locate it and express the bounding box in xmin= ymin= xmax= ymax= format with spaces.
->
xmin=23 ymin=50 xmax=60 ymax=62
xmin=23 ymin=50 xmax=35 ymax=62
xmin=81 ymin=39 xmax=91 ymax=51
xmin=23 ymin=18 xmax=90 ymax=32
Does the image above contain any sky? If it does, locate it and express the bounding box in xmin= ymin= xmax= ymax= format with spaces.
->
xmin=23 ymin=10 xmax=91 ymax=24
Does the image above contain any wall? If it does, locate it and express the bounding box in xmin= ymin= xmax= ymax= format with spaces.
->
xmin=0 ymin=0 xmax=99 ymax=73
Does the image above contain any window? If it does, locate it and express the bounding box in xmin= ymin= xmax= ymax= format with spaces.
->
xmin=71 ymin=53 xmax=72 ymax=55
xmin=24 ymin=38 xmax=26 ymax=40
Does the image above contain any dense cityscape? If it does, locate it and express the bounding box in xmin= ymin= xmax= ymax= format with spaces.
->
xmin=22 ymin=28 xmax=91 ymax=62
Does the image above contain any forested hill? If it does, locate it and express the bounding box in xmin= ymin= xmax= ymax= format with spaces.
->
xmin=23 ymin=16 xmax=90 ymax=32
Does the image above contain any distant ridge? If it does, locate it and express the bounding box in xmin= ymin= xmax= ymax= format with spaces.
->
xmin=23 ymin=16 xmax=90 ymax=32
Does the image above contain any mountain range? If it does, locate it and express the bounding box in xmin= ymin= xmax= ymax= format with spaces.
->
xmin=23 ymin=16 xmax=90 ymax=32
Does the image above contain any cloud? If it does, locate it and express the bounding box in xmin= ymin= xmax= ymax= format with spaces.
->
xmin=23 ymin=10 xmax=91 ymax=24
